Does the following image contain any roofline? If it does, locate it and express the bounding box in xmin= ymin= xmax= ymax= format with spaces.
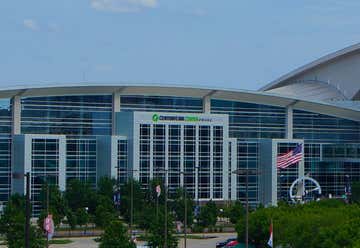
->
xmin=260 ymin=42 xmax=360 ymax=91
xmin=0 ymin=82 xmax=358 ymax=121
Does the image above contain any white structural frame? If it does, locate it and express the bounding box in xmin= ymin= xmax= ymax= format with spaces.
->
xmin=131 ymin=111 xmax=229 ymax=201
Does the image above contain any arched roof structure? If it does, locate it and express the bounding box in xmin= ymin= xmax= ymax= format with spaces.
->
xmin=0 ymin=82 xmax=359 ymax=122
xmin=260 ymin=43 xmax=360 ymax=101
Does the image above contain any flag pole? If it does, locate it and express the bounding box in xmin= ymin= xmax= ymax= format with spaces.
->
xmin=156 ymin=193 xmax=159 ymax=219
xmin=271 ymin=218 xmax=275 ymax=247
xmin=267 ymin=218 xmax=273 ymax=248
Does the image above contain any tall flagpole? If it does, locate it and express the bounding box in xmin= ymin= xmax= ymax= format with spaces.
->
xmin=156 ymin=190 xmax=159 ymax=219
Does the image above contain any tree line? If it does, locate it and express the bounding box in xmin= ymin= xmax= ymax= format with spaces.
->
xmin=236 ymin=199 xmax=360 ymax=248
xmin=0 ymin=176 xmax=245 ymax=247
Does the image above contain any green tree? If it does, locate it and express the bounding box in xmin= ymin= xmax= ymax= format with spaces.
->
xmin=37 ymin=184 xmax=68 ymax=229
xmin=235 ymin=199 xmax=360 ymax=247
xmin=137 ymin=203 xmax=156 ymax=230
xmin=173 ymin=187 xmax=194 ymax=226
xmin=352 ymin=181 xmax=360 ymax=203
xmin=0 ymin=194 xmax=45 ymax=248
xmin=147 ymin=208 xmax=178 ymax=248
xmin=76 ymin=208 xmax=89 ymax=233
xmin=65 ymin=209 xmax=77 ymax=231
xmin=94 ymin=195 xmax=117 ymax=228
xmin=146 ymin=178 xmax=165 ymax=205
xmin=99 ymin=220 xmax=135 ymax=248
xmin=65 ymin=179 xmax=94 ymax=212
xmin=120 ymin=178 xmax=145 ymax=224
xmin=227 ymin=200 xmax=245 ymax=224
xmin=97 ymin=176 xmax=117 ymax=200
xmin=198 ymin=200 xmax=218 ymax=229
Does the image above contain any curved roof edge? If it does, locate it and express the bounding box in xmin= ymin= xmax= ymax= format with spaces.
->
xmin=260 ymin=42 xmax=360 ymax=91
xmin=0 ymin=83 xmax=358 ymax=122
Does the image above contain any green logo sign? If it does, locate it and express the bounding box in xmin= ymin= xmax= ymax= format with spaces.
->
xmin=151 ymin=113 xmax=213 ymax=123
xmin=152 ymin=114 xmax=159 ymax=122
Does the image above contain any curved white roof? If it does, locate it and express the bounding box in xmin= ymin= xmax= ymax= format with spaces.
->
xmin=260 ymin=43 xmax=360 ymax=100
xmin=0 ymin=82 xmax=359 ymax=122
xmin=266 ymin=81 xmax=347 ymax=101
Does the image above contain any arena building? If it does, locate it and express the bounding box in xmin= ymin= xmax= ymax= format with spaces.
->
xmin=2 ymin=44 xmax=360 ymax=214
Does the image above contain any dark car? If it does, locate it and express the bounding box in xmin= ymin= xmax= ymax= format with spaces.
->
xmin=216 ymin=238 xmax=237 ymax=248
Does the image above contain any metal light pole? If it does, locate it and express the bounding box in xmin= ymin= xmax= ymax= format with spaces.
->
xmin=13 ymin=172 xmax=56 ymax=248
xmin=164 ymin=169 xmax=168 ymax=248
xmin=130 ymin=175 xmax=133 ymax=237
xmin=13 ymin=172 xmax=31 ymax=248
xmin=46 ymin=182 xmax=49 ymax=248
xmin=184 ymin=184 xmax=187 ymax=248
xmin=245 ymin=169 xmax=249 ymax=248
xmin=180 ymin=171 xmax=187 ymax=248
xmin=127 ymin=168 xmax=138 ymax=241
xmin=25 ymin=172 xmax=30 ymax=248
xmin=232 ymin=169 xmax=260 ymax=248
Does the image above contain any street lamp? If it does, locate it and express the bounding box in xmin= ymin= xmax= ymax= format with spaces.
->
xmin=179 ymin=171 xmax=189 ymax=248
xmin=232 ymin=168 xmax=260 ymax=248
xmin=126 ymin=168 xmax=138 ymax=241
xmin=164 ymin=169 xmax=168 ymax=248
xmin=13 ymin=172 xmax=31 ymax=248
xmin=155 ymin=169 xmax=169 ymax=248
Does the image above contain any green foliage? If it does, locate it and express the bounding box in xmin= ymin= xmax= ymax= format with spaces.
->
xmin=147 ymin=208 xmax=178 ymax=248
xmin=227 ymin=200 xmax=245 ymax=224
xmin=0 ymin=194 xmax=45 ymax=248
xmin=120 ymin=178 xmax=145 ymax=224
xmin=97 ymin=176 xmax=117 ymax=201
xmin=65 ymin=209 xmax=77 ymax=230
xmin=99 ymin=220 xmax=135 ymax=248
xmin=236 ymin=199 xmax=360 ymax=248
xmin=65 ymin=179 xmax=95 ymax=212
xmin=173 ymin=187 xmax=194 ymax=226
xmin=352 ymin=181 xmax=360 ymax=203
xmin=94 ymin=195 xmax=117 ymax=228
xmin=48 ymin=239 xmax=73 ymax=244
xmin=146 ymin=178 xmax=165 ymax=205
xmin=137 ymin=204 xmax=156 ymax=230
xmin=198 ymin=200 xmax=217 ymax=229
xmin=37 ymin=184 xmax=68 ymax=229
xmin=76 ymin=208 xmax=89 ymax=227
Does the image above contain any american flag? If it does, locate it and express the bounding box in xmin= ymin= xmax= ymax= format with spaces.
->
xmin=277 ymin=144 xmax=303 ymax=169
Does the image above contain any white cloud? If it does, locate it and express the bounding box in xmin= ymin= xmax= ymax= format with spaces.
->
xmin=91 ymin=0 xmax=157 ymax=13
xmin=23 ymin=19 xmax=39 ymax=31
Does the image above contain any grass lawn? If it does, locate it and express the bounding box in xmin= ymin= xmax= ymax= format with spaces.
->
xmin=49 ymin=239 xmax=73 ymax=245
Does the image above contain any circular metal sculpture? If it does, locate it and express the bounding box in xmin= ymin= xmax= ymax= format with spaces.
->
xmin=289 ymin=176 xmax=321 ymax=203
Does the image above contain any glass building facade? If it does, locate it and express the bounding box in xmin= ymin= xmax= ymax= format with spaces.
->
xmin=66 ymin=137 xmax=97 ymax=186
xmin=0 ymin=99 xmax=11 ymax=204
xmin=21 ymin=95 xmax=112 ymax=135
xmin=31 ymin=138 xmax=60 ymax=215
xmin=1 ymin=87 xmax=359 ymax=213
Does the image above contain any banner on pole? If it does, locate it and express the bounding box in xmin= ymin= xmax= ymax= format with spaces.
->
xmin=43 ymin=214 xmax=55 ymax=240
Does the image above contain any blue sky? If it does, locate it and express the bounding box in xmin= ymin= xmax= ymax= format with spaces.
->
xmin=1 ymin=0 xmax=360 ymax=90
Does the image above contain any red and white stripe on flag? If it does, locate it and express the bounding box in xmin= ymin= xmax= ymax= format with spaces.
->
xmin=267 ymin=222 xmax=273 ymax=247
xmin=277 ymin=144 xmax=303 ymax=169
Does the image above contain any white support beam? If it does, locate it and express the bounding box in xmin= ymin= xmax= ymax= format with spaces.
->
xmin=112 ymin=92 xmax=121 ymax=135
xmin=202 ymin=95 xmax=211 ymax=114
xmin=11 ymin=95 xmax=21 ymax=135
xmin=285 ymin=105 xmax=293 ymax=139
xmin=202 ymin=90 xmax=217 ymax=114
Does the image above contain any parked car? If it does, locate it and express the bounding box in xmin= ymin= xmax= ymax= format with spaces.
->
xmin=216 ymin=238 xmax=237 ymax=248
xmin=225 ymin=240 xmax=239 ymax=247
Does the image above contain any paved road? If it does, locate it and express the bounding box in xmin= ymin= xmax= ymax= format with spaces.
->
xmin=50 ymin=237 xmax=98 ymax=248
xmin=179 ymin=233 xmax=237 ymax=248
xmin=47 ymin=233 xmax=237 ymax=248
